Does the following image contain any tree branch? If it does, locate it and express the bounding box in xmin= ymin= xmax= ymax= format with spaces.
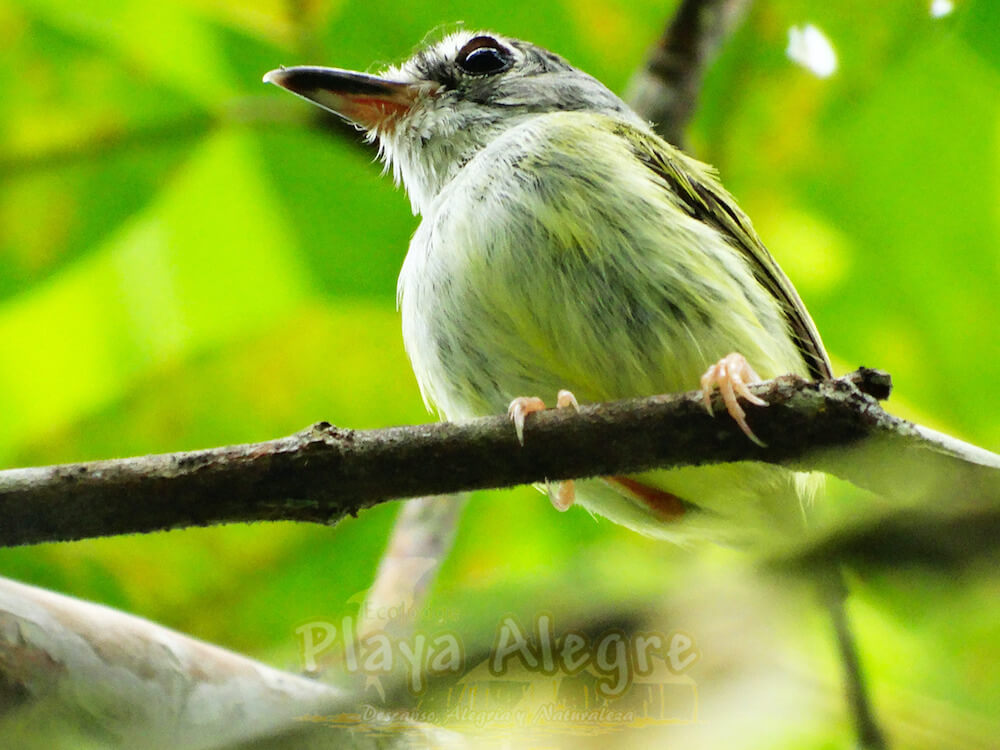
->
xmin=2 ymin=368 xmax=996 ymax=549
xmin=0 ymin=576 xmax=460 ymax=749
xmin=355 ymin=495 xmax=467 ymax=644
xmin=626 ymin=0 xmax=753 ymax=145
xmin=770 ymin=499 xmax=1000 ymax=575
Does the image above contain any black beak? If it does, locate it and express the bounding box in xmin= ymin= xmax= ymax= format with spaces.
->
xmin=264 ymin=66 xmax=420 ymax=129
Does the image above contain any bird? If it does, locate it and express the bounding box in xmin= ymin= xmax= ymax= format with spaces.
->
xmin=264 ymin=35 xmax=888 ymax=747
xmin=263 ymin=30 xmax=833 ymax=546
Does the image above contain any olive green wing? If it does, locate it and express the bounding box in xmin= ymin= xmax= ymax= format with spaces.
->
xmin=622 ymin=125 xmax=833 ymax=380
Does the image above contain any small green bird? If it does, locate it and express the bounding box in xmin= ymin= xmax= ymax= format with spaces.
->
xmin=264 ymin=30 xmax=833 ymax=545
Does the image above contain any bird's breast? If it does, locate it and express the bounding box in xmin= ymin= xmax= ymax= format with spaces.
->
xmin=396 ymin=113 xmax=803 ymax=421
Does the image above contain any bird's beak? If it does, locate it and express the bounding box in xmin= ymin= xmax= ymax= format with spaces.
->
xmin=263 ymin=66 xmax=421 ymax=130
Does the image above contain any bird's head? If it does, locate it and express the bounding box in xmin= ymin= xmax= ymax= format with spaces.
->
xmin=264 ymin=30 xmax=642 ymax=213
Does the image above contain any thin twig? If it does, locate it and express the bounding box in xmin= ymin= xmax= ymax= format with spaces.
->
xmin=818 ymin=568 xmax=889 ymax=750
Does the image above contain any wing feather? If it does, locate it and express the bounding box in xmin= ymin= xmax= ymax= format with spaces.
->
xmin=620 ymin=124 xmax=833 ymax=380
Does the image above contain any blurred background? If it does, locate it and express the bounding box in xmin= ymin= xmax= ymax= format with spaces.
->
xmin=0 ymin=0 xmax=997 ymax=747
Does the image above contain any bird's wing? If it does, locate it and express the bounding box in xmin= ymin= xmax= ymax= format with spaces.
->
xmin=622 ymin=124 xmax=833 ymax=380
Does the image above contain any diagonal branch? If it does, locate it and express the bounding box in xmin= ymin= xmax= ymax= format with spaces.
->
xmin=0 ymin=576 xmax=460 ymax=749
xmin=626 ymin=0 xmax=753 ymax=145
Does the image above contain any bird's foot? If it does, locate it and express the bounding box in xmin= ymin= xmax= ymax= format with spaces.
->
xmin=507 ymin=390 xmax=580 ymax=511
xmin=699 ymin=352 xmax=768 ymax=447
xmin=507 ymin=396 xmax=547 ymax=445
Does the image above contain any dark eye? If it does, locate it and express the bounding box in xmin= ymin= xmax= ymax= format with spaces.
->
xmin=456 ymin=36 xmax=513 ymax=76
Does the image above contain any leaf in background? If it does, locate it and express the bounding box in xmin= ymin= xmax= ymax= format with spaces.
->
xmin=958 ymin=0 xmax=1000 ymax=71
xmin=0 ymin=10 xmax=208 ymax=292
xmin=255 ymin=128 xmax=414 ymax=301
xmin=15 ymin=0 xmax=240 ymax=103
xmin=0 ymin=130 xmax=309 ymax=462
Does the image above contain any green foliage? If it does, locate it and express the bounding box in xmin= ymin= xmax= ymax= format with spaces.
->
xmin=1 ymin=0 xmax=997 ymax=746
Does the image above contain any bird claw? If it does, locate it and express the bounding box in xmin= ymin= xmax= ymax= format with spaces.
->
xmin=556 ymin=389 xmax=579 ymax=411
xmin=700 ymin=352 xmax=768 ymax=447
xmin=546 ymin=479 xmax=576 ymax=512
xmin=507 ymin=396 xmax=546 ymax=446
xmin=508 ymin=390 xmax=580 ymax=510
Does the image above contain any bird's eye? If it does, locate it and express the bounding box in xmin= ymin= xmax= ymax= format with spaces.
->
xmin=456 ymin=36 xmax=513 ymax=76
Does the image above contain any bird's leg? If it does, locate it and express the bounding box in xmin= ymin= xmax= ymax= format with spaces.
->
xmin=506 ymin=390 xmax=580 ymax=512
xmin=700 ymin=352 xmax=768 ymax=447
